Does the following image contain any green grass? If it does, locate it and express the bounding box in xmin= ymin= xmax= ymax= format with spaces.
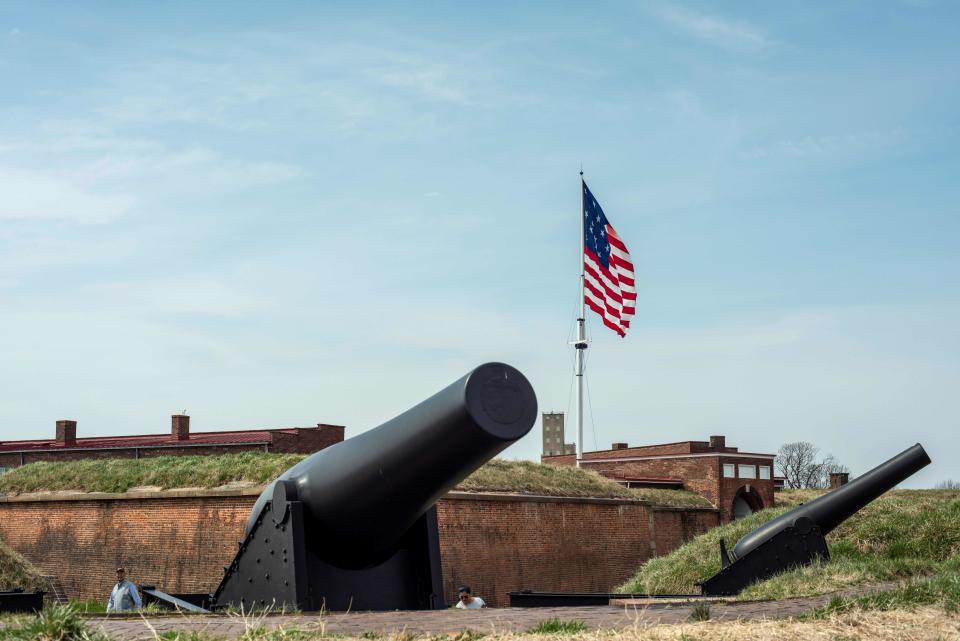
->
xmin=68 ymin=599 xmax=107 ymax=614
xmin=0 ymin=451 xmax=306 ymax=495
xmin=525 ymin=619 xmax=588 ymax=634
xmin=688 ymin=603 xmax=711 ymax=621
xmin=0 ymin=603 xmax=110 ymax=641
xmin=157 ymin=632 xmax=212 ymax=641
xmin=0 ymin=455 xmax=710 ymax=506
xmin=618 ymin=489 xmax=960 ymax=600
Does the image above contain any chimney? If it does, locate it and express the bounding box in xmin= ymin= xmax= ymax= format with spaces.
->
xmin=172 ymin=414 xmax=190 ymax=441
xmin=55 ymin=420 xmax=77 ymax=446
xmin=709 ymin=435 xmax=726 ymax=450
xmin=829 ymin=472 xmax=849 ymax=489
xmin=612 ymin=442 xmax=629 ymax=450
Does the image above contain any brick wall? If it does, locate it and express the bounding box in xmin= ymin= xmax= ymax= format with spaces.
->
xmin=650 ymin=508 xmax=718 ymax=558
xmin=270 ymin=426 xmax=345 ymax=453
xmin=0 ymin=490 xmax=254 ymax=602
xmin=585 ymin=458 xmax=721 ymax=508
xmin=0 ymin=490 xmax=717 ymax=607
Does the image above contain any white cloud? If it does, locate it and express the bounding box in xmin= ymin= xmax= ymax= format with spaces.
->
xmin=94 ymin=35 xmax=475 ymax=136
xmin=84 ymin=275 xmax=266 ymax=319
xmin=651 ymin=6 xmax=772 ymax=52
xmin=80 ymin=146 xmax=303 ymax=191
xmin=743 ymin=128 xmax=907 ymax=160
xmin=0 ymin=234 xmax=137 ymax=288
xmin=0 ymin=127 xmax=304 ymax=212
xmin=0 ymin=166 xmax=136 ymax=223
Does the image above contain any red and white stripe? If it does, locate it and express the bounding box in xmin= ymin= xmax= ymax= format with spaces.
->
xmin=583 ymin=225 xmax=636 ymax=337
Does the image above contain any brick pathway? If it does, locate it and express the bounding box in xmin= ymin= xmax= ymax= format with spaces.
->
xmin=86 ymin=581 xmax=903 ymax=641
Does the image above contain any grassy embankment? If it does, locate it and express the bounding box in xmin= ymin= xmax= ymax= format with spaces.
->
xmin=0 ymin=454 xmax=710 ymax=508
xmin=0 ymin=538 xmax=46 ymax=593
xmin=619 ymin=488 xmax=960 ymax=605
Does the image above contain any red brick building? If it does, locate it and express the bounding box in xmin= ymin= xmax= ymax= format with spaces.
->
xmin=0 ymin=415 xmax=344 ymax=470
xmin=543 ymin=433 xmax=776 ymax=523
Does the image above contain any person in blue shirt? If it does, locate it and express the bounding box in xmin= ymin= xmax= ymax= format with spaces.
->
xmin=107 ymin=567 xmax=142 ymax=612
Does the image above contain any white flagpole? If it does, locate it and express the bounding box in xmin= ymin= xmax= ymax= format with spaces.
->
xmin=575 ymin=171 xmax=587 ymax=467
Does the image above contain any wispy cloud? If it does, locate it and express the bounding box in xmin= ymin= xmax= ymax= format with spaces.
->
xmin=743 ymin=128 xmax=908 ymax=160
xmin=0 ymin=233 xmax=137 ymax=287
xmin=0 ymin=166 xmax=136 ymax=223
xmin=0 ymin=127 xmax=304 ymax=220
xmin=85 ymin=276 xmax=266 ymax=319
xmin=95 ymin=34 xmax=476 ymax=137
xmin=650 ymin=6 xmax=773 ymax=52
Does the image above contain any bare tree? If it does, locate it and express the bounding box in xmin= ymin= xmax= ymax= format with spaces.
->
xmin=818 ymin=455 xmax=851 ymax=489
xmin=777 ymin=442 xmax=849 ymax=489
xmin=936 ymin=479 xmax=960 ymax=490
xmin=777 ymin=441 xmax=819 ymax=489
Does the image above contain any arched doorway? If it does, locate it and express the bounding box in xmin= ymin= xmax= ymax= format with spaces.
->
xmin=731 ymin=486 xmax=764 ymax=520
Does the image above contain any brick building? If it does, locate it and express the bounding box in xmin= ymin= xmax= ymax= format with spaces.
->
xmin=0 ymin=415 xmax=344 ymax=471
xmin=542 ymin=418 xmax=775 ymax=523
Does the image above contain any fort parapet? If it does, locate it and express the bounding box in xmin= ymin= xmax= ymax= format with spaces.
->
xmin=0 ymin=488 xmax=717 ymax=607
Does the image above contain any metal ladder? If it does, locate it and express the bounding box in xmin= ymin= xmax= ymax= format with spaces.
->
xmin=42 ymin=576 xmax=69 ymax=605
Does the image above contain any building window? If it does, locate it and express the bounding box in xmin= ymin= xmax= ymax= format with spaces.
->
xmin=759 ymin=466 xmax=771 ymax=480
xmin=739 ymin=464 xmax=756 ymax=479
xmin=723 ymin=463 xmax=735 ymax=478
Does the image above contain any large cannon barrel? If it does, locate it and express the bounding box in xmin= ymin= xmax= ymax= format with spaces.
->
xmin=730 ymin=443 xmax=930 ymax=562
xmin=246 ymin=362 xmax=537 ymax=570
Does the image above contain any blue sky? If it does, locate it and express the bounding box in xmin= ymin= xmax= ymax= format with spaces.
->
xmin=1 ymin=2 xmax=957 ymax=487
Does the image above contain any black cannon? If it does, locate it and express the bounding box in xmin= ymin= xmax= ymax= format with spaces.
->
xmin=211 ymin=362 xmax=537 ymax=612
xmin=700 ymin=443 xmax=931 ymax=596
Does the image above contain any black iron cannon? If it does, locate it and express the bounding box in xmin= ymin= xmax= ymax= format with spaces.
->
xmin=211 ymin=362 xmax=537 ymax=612
xmin=700 ymin=443 xmax=931 ymax=596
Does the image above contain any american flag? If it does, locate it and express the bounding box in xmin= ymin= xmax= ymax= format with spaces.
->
xmin=582 ymin=181 xmax=636 ymax=337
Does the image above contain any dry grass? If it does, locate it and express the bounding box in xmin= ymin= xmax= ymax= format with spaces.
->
xmin=622 ymin=607 xmax=960 ymax=641
xmin=125 ymin=607 xmax=960 ymax=641
xmin=0 ymin=537 xmax=46 ymax=592
xmin=457 ymin=460 xmax=711 ymax=507
xmin=0 ymin=456 xmax=710 ymax=507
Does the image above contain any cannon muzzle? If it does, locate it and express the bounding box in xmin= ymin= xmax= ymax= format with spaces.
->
xmin=214 ymin=361 xmax=538 ymax=610
xmin=247 ymin=361 xmax=537 ymax=568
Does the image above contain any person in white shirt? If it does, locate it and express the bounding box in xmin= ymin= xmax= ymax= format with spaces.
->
xmin=455 ymin=585 xmax=486 ymax=609
xmin=107 ymin=567 xmax=142 ymax=612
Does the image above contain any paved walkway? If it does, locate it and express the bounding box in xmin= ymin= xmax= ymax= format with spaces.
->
xmin=87 ymin=582 xmax=901 ymax=641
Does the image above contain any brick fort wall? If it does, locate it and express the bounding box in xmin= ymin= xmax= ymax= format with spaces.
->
xmin=0 ymin=490 xmax=717 ymax=607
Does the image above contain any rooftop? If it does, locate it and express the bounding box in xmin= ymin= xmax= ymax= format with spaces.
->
xmin=542 ymin=435 xmax=775 ymax=461
xmin=0 ymin=416 xmax=344 ymax=452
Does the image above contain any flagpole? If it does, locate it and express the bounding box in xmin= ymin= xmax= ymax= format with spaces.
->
xmin=575 ymin=171 xmax=587 ymax=467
